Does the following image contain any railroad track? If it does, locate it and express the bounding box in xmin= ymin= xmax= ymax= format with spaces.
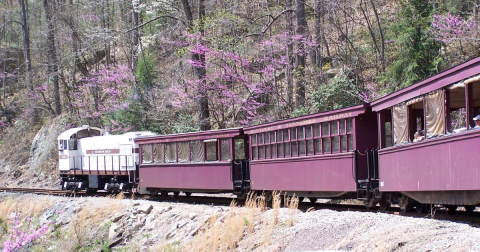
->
xmin=1 ymin=187 xmax=479 ymax=226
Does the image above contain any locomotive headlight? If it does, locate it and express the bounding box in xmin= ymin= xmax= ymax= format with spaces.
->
xmin=78 ymin=182 xmax=82 ymax=189
xmin=63 ymin=182 xmax=68 ymax=189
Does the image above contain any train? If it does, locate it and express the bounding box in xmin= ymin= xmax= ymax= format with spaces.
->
xmin=59 ymin=56 xmax=480 ymax=213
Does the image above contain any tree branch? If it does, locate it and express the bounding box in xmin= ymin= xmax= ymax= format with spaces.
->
xmin=124 ymin=15 xmax=185 ymax=33
xmin=246 ymin=9 xmax=295 ymax=37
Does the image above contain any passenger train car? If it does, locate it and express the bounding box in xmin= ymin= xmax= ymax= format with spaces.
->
xmin=58 ymin=56 xmax=480 ymax=212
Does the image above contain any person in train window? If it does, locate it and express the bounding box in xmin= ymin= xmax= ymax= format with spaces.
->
xmin=413 ymin=130 xmax=425 ymax=142
xmin=473 ymin=115 xmax=480 ymax=129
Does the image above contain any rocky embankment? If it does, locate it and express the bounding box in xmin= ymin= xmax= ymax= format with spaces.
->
xmin=1 ymin=193 xmax=480 ymax=251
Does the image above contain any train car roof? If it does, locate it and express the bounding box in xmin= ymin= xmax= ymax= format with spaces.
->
xmin=370 ymin=56 xmax=480 ymax=111
xmin=243 ymin=104 xmax=368 ymax=134
xmin=134 ymin=127 xmax=243 ymax=144
xmin=58 ymin=126 xmax=105 ymax=140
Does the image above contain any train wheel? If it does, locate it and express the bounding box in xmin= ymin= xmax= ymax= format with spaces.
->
xmin=379 ymin=197 xmax=391 ymax=212
xmin=464 ymin=206 xmax=476 ymax=212
xmin=298 ymin=197 xmax=304 ymax=203
xmin=185 ymin=192 xmax=192 ymax=197
xmin=149 ymin=189 xmax=158 ymax=196
xmin=309 ymin=197 xmax=317 ymax=203
xmin=415 ymin=202 xmax=429 ymax=214
xmin=160 ymin=190 xmax=169 ymax=198
xmin=446 ymin=205 xmax=457 ymax=212
xmin=173 ymin=192 xmax=180 ymax=197
xmin=399 ymin=195 xmax=411 ymax=213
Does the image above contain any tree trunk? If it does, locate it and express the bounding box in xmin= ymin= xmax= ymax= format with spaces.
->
xmin=295 ymin=0 xmax=306 ymax=108
xmin=19 ymin=0 xmax=32 ymax=89
xmin=43 ymin=0 xmax=61 ymax=116
xmin=286 ymin=0 xmax=294 ymax=107
xmin=181 ymin=0 xmax=211 ymax=130
xmin=314 ymin=0 xmax=324 ymax=86
xmin=131 ymin=0 xmax=139 ymax=70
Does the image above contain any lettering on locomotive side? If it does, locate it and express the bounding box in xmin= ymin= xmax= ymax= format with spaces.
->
xmin=86 ymin=149 xmax=120 ymax=154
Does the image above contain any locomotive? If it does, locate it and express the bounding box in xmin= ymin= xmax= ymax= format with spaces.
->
xmin=59 ymin=56 xmax=480 ymax=213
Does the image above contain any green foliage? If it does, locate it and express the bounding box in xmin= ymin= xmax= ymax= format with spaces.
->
xmin=172 ymin=113 xmax=199 ymax=134
xmin=104 ymin=101 xmax=164 ymax=134
xmin=135 ymin=52 xmax=157 ymax=90
xmin=291 ymin=106 xmax=311 ymax=118
xmin=312 ymin=72 xmax=362 ymax=112
xmin=384 ymin=0 xmax=442 ymax=90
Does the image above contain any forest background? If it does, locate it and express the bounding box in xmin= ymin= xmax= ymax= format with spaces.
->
xmin=0 ymin=0 xmax=479 ymax=171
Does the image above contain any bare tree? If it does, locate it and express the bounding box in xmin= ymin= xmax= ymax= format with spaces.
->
xmin=181 ymin=0 xmax=211 ymax=130
xmin=295 ymin=0 xmax=306 ymax=108
xmin=43 ymin=0 xmax=61 ymax=116
xmin=19 ymin=0 xmax=31 ymax=89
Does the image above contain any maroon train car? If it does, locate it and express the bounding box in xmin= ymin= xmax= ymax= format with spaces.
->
xmin=134 ymin=128 xmax=249 ymax=196
xmin=370 ymin=56 xmax=480 ymax=212
xmin=243 ymin=104 xmax=377 ymax=201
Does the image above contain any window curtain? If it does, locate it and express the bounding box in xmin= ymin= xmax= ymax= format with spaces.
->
xmin=393 ymin=104 xmax=408 ymax=144
xmin=190 ymin=141 xmax=204 ymax=162
xmin=153 ymin=143 xmax=164 ymax=163
xmin=142 ymin=144 xmax=153 ymax=163
xmin=165 ymin=143 xmax=176 ymax=163
xmin=425 ymin=90 xmax=445 ymax=138
xmin=177 ymin=142 xmax=189 ymax=163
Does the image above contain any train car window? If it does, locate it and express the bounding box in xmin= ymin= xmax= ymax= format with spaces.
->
xmin=265 ymin=133 xmax=270 ymax=144
xmin=265 ymin=145 xmax=271 ymax=158
xmin=332 ymin=136 xmax=340 ymax=152
xmin=313 ymin=123 xmax=320 ymax=137
xmin=385 ymin=121 xmax=393 ymax=147
xmin=270 ymin=132 xmax=276 ymax=143
xmin=271 ymin=144 xmax=277 ymax=158
xmin=277 ymin=143 xmax=284 ymax=157
xmin=141 ymin=144 xmax=153 ymax=164
xmin=322 ymin=122 xmax=329 ymax=136
xmin=298 ymin=126 xmax=304 ymax=139
xmin=178 ymin=142 xmax=189 ymax=163
xmin=340 ymin=120 xmax=346 ymax=134
xmin=165 ymin=143 xmax=176 ymax=163
xmin=220 ymin=139 xmax=230 ymax=161
xmin=276 ymin=130 xmax=282 ymax=142
xmin=425 ymin=90 xmax=445 ymax=138
xmin=347 ymin=118 xmax=353 ymax=133
xmin=331 ymin=121 xmax=339 ymax=135
xmin=347 ymin=134 xmax=354 ymax=151
xmin=285 ymin=142 xmax=291 ymax=156
xmin=291 ymin=128 xmax=297 ymax=140
xmin=283 ymin=129 xmax=289 ymax=141
xmin=446 ymin=83 xmax=466 ymax=133
xmin=471 ymin=82 xmax=480 ymax=127
xmin=251 ymin=135 xmax=257 ymax=145
xmin=299 ymin=140 xmax=306 ymax=155
xmin=307 ymin=139 xmax=313 ymax=154
xmin=257 ymin=133 xmax=264 ymax=145
xmin=291 ymin=142 xmax=298 ymax=156
xmin=258 ymin=146 xmax=265 ymax=159
xmin=252 ymin=146 xmax=258 ymax=159
xmin=205 ymin=141 xmax=218 ymax=161
xmin=314 ymin=139 xmax=322 ymax=154
xmin=305 ymin=126 xmax=312 ymax=138
xmin=341 ymin=135 xmax=347 ymax=152
xmin=323 ymin=137 xmax=331 ymax=153
xmin=234 ymin=139 xmax=245 ymax=160
xmin=191 ymin=141 xmax=204 ymax=162
xmin=153 ymin=143 xmax=164 ymax=163
xmin=68 ymin=139 xmax=77 ymax=150
xmin=393 ymin=104 xmax=408 ymax=144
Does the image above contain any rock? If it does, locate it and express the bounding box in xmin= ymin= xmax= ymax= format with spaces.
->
xmin=109 ymin=223 xmax=120 ymax=240
xmin=189 ymin=212 xmax=198 ymax=220
xmin=159 ymin=206 xmax=172 ymax=214
xmin=111 ymin=213 xmax=125 ymax=222
xmin=12 ymin=170 xmax=22 ymax=178
xmin=138 ymin=204 xmax=153 ymax=214
xmin=177 ymin=220 xmax=188 ymax=229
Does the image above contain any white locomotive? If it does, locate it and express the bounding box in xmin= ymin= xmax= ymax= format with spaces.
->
xmin=58 ymin=126 xmax=155 ymax=192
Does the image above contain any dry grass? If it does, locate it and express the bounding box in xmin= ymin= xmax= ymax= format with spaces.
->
xmin=284 ymin=194 xmax=300 ymax=227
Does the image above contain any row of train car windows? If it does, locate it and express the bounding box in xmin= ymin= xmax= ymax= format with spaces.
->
xmin=251 ymin=119 xmax=353 ymax=145
xmin=251 ymin=119 xmax=354 ymax=160
xmin=141 ymin=138 xmax=245 ymax=164
xmin=251 ymin=134 xmax=353 ymax=159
